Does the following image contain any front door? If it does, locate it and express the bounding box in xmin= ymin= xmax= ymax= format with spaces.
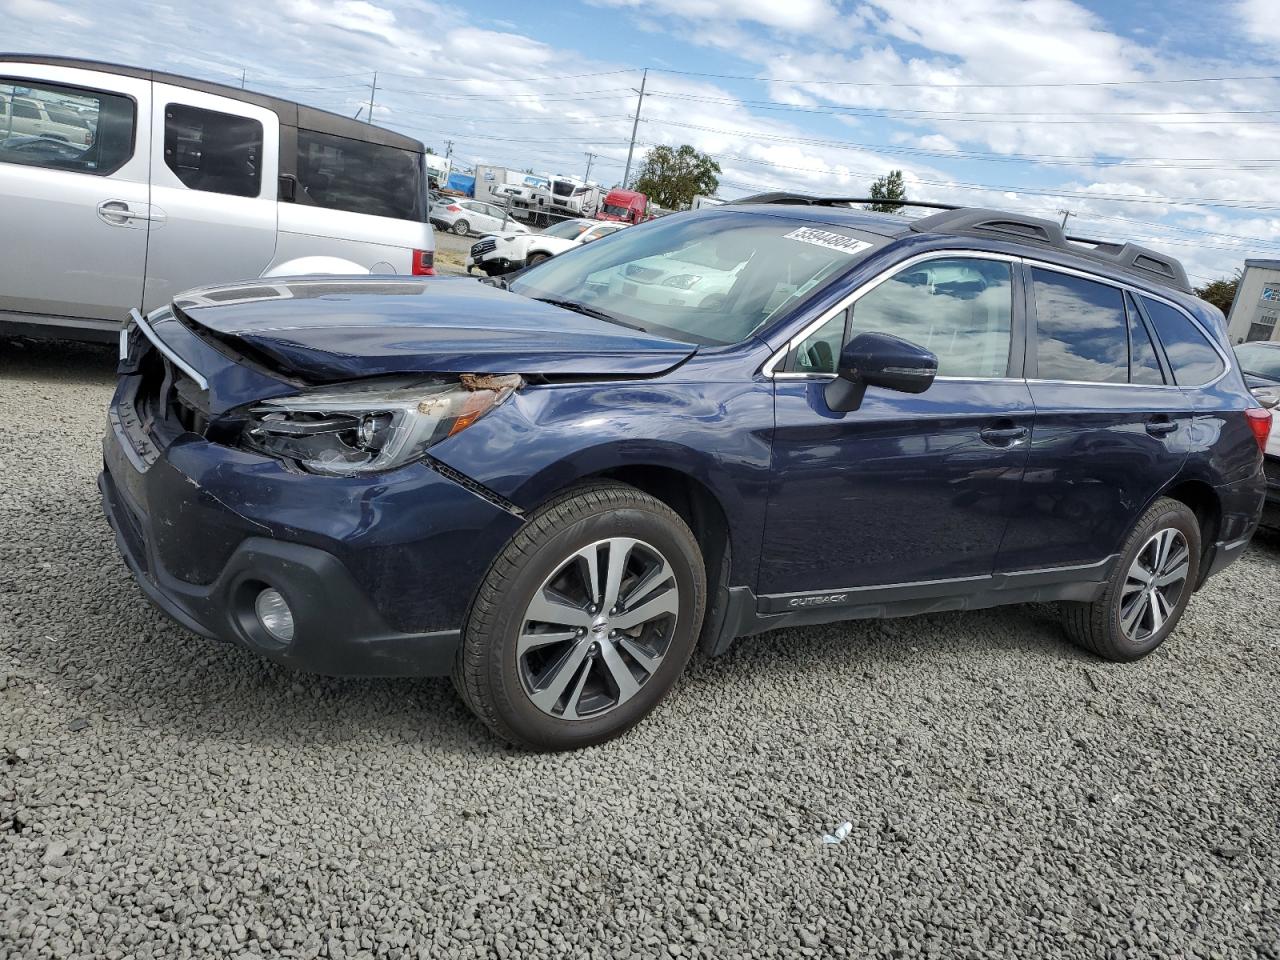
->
xmin=142 ymin=83 xmax=278 ymax=311
xmin=759 ymin=253 xmax=1034 ymax=598
xmin=0 ymin=67 xmax=152 ymax=331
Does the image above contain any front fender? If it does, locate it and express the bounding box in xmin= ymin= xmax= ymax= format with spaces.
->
xmin=430 ymin=378 xmax=775 ymax=586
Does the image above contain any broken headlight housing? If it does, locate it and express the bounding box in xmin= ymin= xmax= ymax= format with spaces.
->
xmin=240 ymin=374 xmax=520 ymax=476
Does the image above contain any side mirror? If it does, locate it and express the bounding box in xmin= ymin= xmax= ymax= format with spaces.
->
xmin=825 ymin=332 xmax=938 ymax=413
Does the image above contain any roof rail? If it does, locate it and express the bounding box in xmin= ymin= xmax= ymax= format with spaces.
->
xmin=909 ymin=207 xmax=1191 ymax=293
xmin=734 ymin=192 xmax=960 ymax=212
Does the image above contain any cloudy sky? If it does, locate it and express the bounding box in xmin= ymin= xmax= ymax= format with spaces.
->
xmin=6 ymin=0 xmax=1280 ymax=283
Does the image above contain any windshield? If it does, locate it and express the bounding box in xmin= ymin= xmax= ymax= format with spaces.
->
xmin=509 ymin=210 xmax=881 ymax=345
xmin=542 ymin=219 xmax=593 ymax=239
xmin=602 ymin=203 xmax=631 ymax=218
xmin=552 ymin=181 xmax=575 ymax=196
xmin=1235 ymin=342 xmax=1280 ymax=380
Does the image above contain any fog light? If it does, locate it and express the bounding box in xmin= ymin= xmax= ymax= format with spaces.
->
xmin=255 ymin=588 xmax=295 ymax=642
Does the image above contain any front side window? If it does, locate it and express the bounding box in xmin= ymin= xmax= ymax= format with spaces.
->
xmin=792 ymin=257 xmax=1014 ymax=378
xmin=1032 ymin=269 xmax=1128 ymax=383
xmin=164 ymin=103 xmax=262 ymax=197
xmin=295 ymin=128 xmax=424 ymax=221
xmin=1140 ymin=296 xmax=1225 ymax=385
xmin=0 ymin=80 xmax=134 ymax=175
xmin=508 ymin=211 xmax=881 ymax=346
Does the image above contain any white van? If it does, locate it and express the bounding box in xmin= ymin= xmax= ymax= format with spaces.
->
xmin=0 ymin=56 xmax=436 ymax=343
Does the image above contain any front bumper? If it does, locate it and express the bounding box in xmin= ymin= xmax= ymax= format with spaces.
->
xmin=100 ymin=371 xmax=523 ymax=677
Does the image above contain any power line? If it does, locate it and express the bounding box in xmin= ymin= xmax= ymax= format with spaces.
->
xmin=649 ymin=67 xmax=1280 ymax=88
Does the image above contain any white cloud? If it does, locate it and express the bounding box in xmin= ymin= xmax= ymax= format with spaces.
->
xmin=1 ymin=0 xmax=88 ymax=26
xmin=591 ymin=0 xmax=838 ymax=32
xmin=1237 ymin=0 xmax=1280 ymax=46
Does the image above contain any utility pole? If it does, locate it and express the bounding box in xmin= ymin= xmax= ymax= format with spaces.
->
xmin=366 ymin=71 xmax=377 ymax=124
xmin=1059 ymin=209 xmax=1074 ymax=230
xmin=240 ymin=68 xmax=246 ymax=89
xmin=583 ymin=152 xmax=597 ymax=182
xmin=622 ymin=68 xmax=647 ymax=190
xmin=444 ymin=139 xmax=454 ymax=161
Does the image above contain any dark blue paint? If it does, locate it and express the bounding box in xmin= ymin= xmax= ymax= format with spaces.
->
xmin=101 ymin=206 xmax=1270 ymax=676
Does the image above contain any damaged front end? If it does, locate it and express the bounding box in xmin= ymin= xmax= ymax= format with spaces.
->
xmin=239 ymin=372 xmax=523 ymax=476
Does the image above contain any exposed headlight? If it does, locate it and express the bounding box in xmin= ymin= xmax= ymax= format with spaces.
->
xmin=661 ymin=274 xmax=702 ymax=290
xmin=240 ymin=374 xmax=521 ymax=475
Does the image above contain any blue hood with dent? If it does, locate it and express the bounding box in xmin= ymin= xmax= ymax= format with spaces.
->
xmin=172 ymin=276 xmax=695 ymax=382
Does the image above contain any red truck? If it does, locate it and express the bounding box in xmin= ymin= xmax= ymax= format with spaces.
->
xmin=597 ymin=188 xmax=650 ymax=224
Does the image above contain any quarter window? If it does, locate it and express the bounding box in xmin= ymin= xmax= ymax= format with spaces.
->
xmin=163 ymin=103 xmax=262 ymax=197
xmin=1125 ymin=292 xmax=1165 ymax=385
xmin=0 ymin=80 xmax=135 ymax=176
xmin=1140 ymin=296 xmax=1225 ymax=385
xmin=792 ymin=257 xmax=1014 ymax=377
xmin=1032 ymin=269 xmax=1128 ymax=383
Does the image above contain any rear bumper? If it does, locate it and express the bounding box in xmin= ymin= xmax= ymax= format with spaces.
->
xmin=1202 ymin=465 xmax=1269 ymax=581
xmin=1261 ymin=455 xmax=1280 ymax=531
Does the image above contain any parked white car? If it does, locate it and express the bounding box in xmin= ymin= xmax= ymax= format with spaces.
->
xmin=466 ymin=218 xmax=626 ymax=276
xmin=0 ymin=56 xmax=436 ymax=343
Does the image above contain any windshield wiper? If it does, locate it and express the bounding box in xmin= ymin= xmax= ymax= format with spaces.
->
xmin=531 ymin=297 xmax=648 ymax=333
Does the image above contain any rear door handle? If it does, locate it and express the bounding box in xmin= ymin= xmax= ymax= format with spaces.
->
xmin=1146 ymin=417 xmax=1178 ymax=437
xmin=980 ymin=425 xmax=1029 ymax=445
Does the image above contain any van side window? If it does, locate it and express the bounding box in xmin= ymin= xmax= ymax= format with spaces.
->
xmin=1140 ymin=296 xmax=1225 ymax=385
xmin=0 ymin=81 xmax=135 ymax=176
xmin=163 ymin=103 xmax=262 ymax=198
xmin=296 ymin=128 xmax=424 ymax=221
xmin=1031 ymin=269 xmax=1128 ymax=383
xmin=1125 ymin=292 xmax=1165 ymax=385
xmin=792 ymin=257 xmax=1013 ymax=378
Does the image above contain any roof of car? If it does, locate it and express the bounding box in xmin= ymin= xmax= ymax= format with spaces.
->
xmin=1 ymin=53 xmax=424 ymax=153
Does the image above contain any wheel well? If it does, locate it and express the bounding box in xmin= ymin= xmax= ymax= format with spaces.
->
xmin=1161 ymin=479 xmax=1220 ymax=588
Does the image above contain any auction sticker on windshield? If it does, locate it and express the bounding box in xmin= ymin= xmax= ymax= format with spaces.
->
xmin=783 ymin=227 xmax=872 ymax=256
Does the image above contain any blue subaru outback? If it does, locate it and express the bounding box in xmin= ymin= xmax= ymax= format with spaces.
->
xmin=101 ymin=196 xmax=1272 ymax=750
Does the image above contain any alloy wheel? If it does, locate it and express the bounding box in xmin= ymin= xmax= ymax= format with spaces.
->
xmin=1119 ymin=528 xmax=1190 ymax=642
xmin=517 ymin=537 xmax=680 ymax=720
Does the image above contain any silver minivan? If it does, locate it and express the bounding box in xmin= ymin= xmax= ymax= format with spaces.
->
xmin=0 ymin=56 xmax=436 ymax=342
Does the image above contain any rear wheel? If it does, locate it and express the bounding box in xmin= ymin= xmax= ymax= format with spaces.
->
xmin=451 ymin=219 xmax=470 ymax=236
xmin=1060 ymin=497 xmax=1200 ymax=661
xmin=454 ymin=483 xmax=706 ymax=750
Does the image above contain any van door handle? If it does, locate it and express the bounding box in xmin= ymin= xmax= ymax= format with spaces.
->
xmin=980 ymin=424 xmax=1029 ymax=445
xmin=1146 ymin=416 xmax=1178 ymax=437
xmin=97 ymin=200 xmax=150 ymax=225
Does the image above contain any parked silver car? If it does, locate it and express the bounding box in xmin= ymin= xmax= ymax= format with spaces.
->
xmin=0 ymin=56 xmax=436 ymax=343
xmin=430 ymin=197 xmax=530 ymax=237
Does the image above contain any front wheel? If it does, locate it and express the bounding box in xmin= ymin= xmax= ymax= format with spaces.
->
xmin=526 ymin=252 xmax=550 ymax=266
xmin=1060 ymin=497 xmax=1200 ymax=661
xmin=451 ymin=219 xmax=470 ymax=236
xmin=454 ymin=482 xmax=706 ymax=750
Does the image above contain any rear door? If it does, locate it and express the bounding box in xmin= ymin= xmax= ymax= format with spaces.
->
xmin=997 ymin=266 xmax=1191 ymax=573
xmin=0 ymin=66 xmax=151 ymax=332
xmin=142 ymin=84 xmax=278 ymax=310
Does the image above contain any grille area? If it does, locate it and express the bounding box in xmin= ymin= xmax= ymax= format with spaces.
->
xmin=471 ymin=238 xmax=497 ymax=258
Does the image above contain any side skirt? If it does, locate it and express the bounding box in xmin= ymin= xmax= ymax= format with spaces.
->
xmin=706 ymin=557 xmax=1117 ymax=657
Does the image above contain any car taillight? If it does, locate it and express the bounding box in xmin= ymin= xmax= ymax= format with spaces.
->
xmin=412 ymin=249 xmax=435 ymax=276
xmin=1246 ymin=406 xmax=1272 ymax=452
xmin=446 ymin=204 xmax=462 ymax=212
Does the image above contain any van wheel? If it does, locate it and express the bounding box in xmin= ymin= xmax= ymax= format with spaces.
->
xmin=451 ymin=219 xmax=470 ymax=236
xmin=527 ymin=252 xmax=549 ymax=266
xmin=454 ymin=482 xmax=706 ymax=751
xmin=1060 ymin=497 xmax=1200 ymax=662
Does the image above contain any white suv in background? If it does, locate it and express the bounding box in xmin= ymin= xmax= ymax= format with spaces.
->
xmin=466 ymin=218 xmax=626 ymax=276
xmin=0 ymin=56 xmax=436 ymax=343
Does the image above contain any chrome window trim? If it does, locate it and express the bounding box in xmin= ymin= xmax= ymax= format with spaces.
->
xmin=761 ymin=249 xmax=1021 ymax=378
xmin=128 ymin=307 xmax=210 ymax=391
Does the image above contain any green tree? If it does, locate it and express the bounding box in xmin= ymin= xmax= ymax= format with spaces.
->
xmin=633 ymin=144 xmax=721 ymax=210
xmin=1194 ymin=270 xmax=1241 ymax=315
xmin=867 ymin=169 xmax=907 ymax=213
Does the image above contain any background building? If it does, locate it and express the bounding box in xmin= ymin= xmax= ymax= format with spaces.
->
xmin=1226 ymin=259 xmax=1280 ymax=344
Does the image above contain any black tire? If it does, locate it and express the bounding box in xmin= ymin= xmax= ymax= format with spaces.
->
xmin=454 ymin=482 xmax=706 ymax=750
xmin=451 ymin=219 xmax=470 ymax=236
xmin=527 ymin=252 xmax=550 ymax=266
xmin=1060 ymin=497 xmax=1201 ymax=662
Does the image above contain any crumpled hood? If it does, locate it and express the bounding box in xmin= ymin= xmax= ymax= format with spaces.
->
xmin=172 ymin=276 xmax=695 ymax=382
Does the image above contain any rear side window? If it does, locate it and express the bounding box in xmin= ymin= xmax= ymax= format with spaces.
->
xmin=296 ymin=128 xmax=424 ymax=222
xmin=164 ymin=103 xmax=262 ymax=197
xmin=1125 ymin=292 xmax=1165 ymax=385
xmin=1140 ymin=296 xmax=1225 ymax=385
xmin=1032 ymin=269 xmax=1128 ymax=383
xmin=0 ymin=80 xmax=135 ymax=176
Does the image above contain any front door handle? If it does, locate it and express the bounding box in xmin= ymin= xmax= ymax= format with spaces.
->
xmin=980 ymin=424 xmax=1029 ymax=445
xmin=97 ymin=199 xmax=150 ymax=226
xmin=1146 ymin=417 xmax=1178 ymax=437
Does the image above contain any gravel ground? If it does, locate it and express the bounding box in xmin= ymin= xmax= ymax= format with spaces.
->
xmin=2 ymin=337 xmax=1279 ymax=960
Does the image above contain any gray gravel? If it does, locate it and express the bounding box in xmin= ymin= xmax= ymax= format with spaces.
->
xmin=2 ymin=336 xmax=1280 ymax=959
